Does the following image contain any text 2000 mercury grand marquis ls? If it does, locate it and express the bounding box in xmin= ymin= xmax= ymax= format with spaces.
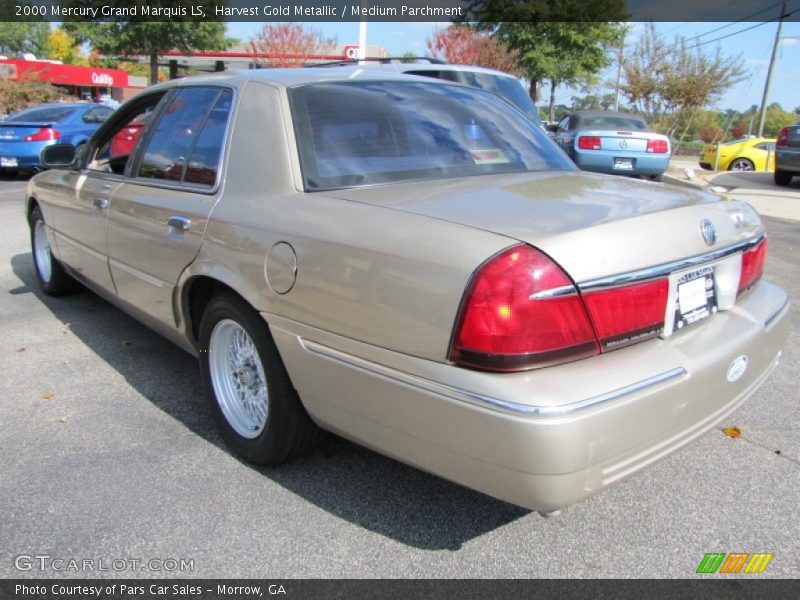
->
xmin=26 ymin=68 xmax=789 ymax=514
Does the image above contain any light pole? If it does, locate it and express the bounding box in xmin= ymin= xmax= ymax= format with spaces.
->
xmin=757 ymin=0 xmax=787 ymax=137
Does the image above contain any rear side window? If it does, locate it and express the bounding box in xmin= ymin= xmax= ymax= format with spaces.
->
xmin=82 ymin=107 xmax=113 ymax=124
xmin=5 ymin=106 xmax=75 ymax=123
xmin=184 ymin=90 xmax=233 ymax=187
xmin=404 ymin=70 xmax=459 ymax=83
xmin=137 ymin=87 xmax=231 ymax=187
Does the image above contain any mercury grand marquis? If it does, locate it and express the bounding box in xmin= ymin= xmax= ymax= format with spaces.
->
xmin=26 ymin=68 xmax=789 ymax=514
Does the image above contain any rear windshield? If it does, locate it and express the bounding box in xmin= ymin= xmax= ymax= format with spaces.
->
xmin=575 ymin=115 xmax=648 ymax=130
xmin=289 ymin=81 xmax=571 ymax=191
xmin=5 ymin=106 xmax=76 ymax=123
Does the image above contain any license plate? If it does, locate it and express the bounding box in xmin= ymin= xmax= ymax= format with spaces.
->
xmin=1 ymin=157 xmax=18 ymax=167
xmin=674 ymin=267 xmax=716 ymax=330
xmin=613 ymin=157 xmax=634 ymax=170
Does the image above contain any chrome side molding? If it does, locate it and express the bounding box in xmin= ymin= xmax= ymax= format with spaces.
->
xmin=301 ymin=338 xmax=687 ymax=418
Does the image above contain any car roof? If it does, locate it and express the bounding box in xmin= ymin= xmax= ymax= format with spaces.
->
xmin=149 ymin=66 xmax=488 ymax=92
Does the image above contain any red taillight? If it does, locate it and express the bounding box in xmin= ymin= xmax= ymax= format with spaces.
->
xmin=23 ymin=128 xmax=61 ymax=142
xmin=776 ymin=127 xmax=789 ymax=146
xmin=738 ymin=238 xmax=767 ymax=294
xmin=583 ymin=279 xmax=669 ymax=348
xmin=578 ymin=136 xmax=601 ymax=150
xmin=647 ymin=139 xmax=669 ymax=153
xmin=450 ymin=245 xmax=598 ymax=371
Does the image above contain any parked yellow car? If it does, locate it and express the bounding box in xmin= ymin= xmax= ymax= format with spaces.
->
xmin=700 ymin=137 xmax=776 ymax=171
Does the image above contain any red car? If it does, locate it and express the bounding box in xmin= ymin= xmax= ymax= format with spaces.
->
xmin=110 ymin=111 xmax=152 ymax=156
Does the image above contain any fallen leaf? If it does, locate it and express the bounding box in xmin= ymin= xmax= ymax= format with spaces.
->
xmin=41 ymin=392 xmax=54 ymax=400
xmin=17 ymin=347 xmax=26 ymax=352
xmin=774 ymin=450 xmax=781 ymax=455
xmin=722 ymin=426 xmax=742 ymax=438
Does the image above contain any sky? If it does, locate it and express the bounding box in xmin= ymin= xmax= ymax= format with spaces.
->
xmin=227 ymin=20 xmax=800 ymax=113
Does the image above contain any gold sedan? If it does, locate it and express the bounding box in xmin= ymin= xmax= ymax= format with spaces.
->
xmin=25 ymin=69 xmax=789 ymax=515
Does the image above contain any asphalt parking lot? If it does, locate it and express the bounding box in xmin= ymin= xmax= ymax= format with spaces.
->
xmin=1 ymin=174 xmax=798 ymax=579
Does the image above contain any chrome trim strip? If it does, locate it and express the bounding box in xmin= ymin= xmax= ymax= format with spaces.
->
xmin=529 ymin=285 xmax=576 ymax=300
xmin=765 ymin=297 xmax=790 ymax=329
xmin=301 ymin=339 xmax=687 ymax=418
xmin=579 ymin=233 xmax=765 ymax=291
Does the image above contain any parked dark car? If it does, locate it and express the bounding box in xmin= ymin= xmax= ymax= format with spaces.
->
xmin=551 ymin=110 xmax=671 ymax=179
xmin=774 ymin=125 xmax=800 ymax=186
xmin=0 ymin=103 xmax=114 ymax=176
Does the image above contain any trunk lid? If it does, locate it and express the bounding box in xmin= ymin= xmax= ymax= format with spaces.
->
xmin=576 ymin=130 xmax=666 ymax=153
xmin=0 ymin=122 xmax=55 ymax=142
xmin=325 ymin=171 xmax=763 ymax=283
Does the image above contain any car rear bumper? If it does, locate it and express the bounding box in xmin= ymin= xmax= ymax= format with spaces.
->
xmin=0 ymin=140 xmax=54 ymax=168
xmin=573 ymin=149 xmax=670 ymax=176
xmin=267 ymin=280 xmax=788 ymax=512
xmin=776 ymin=148 xmax=800 ymax=172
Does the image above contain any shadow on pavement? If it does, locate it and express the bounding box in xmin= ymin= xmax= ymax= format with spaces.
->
xmin=10 ymin=251 xmax=529 ymax=550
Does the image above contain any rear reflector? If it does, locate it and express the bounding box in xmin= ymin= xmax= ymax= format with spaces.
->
xmin=578 ymin=136 xmax=601 ymax=150
xmin=450 ymin=245 xmax=598 ymax=371
xmin=647 ymin=139 xmax=669 ymax=153
xmin=738 ymin=238 xmax=767 ymax=293
xmin=583 ymin=279 xmax=669 ymax=348
xmin=23 ymin=128 xmax=61 ymax=142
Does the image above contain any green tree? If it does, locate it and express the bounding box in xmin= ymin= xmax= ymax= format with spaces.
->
xmin=0 ymin=22 xmax=50 ymax=57
xmin=571 ymin=93 xmax=617 ymax=111
xmin=64 ymin=8 xmax=233 ymax=85
xmin=496 ymin=22 xmax=623 ymax=121
xmin=762 ymin=103 xmax=797 ymax=137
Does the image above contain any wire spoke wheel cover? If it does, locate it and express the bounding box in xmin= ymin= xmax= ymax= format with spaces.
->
xmin=209 ymin=319 xmax=269 ymax=438
xmin=33 ymin=219 xmax=52 ymax=283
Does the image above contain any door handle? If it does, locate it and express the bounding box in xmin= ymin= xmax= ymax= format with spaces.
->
xmin=92 ymin=198 xmax=108 ymax=209
xmin=167 ymin=216 xmax=192 ymax=231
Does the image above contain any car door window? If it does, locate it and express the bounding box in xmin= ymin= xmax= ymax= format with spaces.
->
xmin=755 ymin=142 xmax=775 ymax=152
xmin=137 ymin=87 xmax=223 ymax=183
xmin=88 ymin=94 xmax=167 ymax=175
xmin=557 ymin=117 xmax=569 ymax=132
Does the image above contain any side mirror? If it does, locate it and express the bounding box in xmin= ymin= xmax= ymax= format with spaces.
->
xmin=41 ymin=144 xmax=77 ymax=168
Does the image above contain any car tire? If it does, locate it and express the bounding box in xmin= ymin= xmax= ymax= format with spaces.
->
xmin=28 ymin=205 xmax=80 ymax=296
xmin=198 ymin=292 xmax=323 ymax=465
xmin=728 ymin=158 xmax=754 ymax=171
xmin=774 ymin=169 xmax=793 ymax=186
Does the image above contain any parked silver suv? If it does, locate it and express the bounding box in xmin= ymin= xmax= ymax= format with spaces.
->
xmin=309 ymin=57 xmax=543 ymax=127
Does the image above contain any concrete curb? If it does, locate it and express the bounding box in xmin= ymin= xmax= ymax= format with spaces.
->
xmin=661 ymin=174 xmax=709 ymax=191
